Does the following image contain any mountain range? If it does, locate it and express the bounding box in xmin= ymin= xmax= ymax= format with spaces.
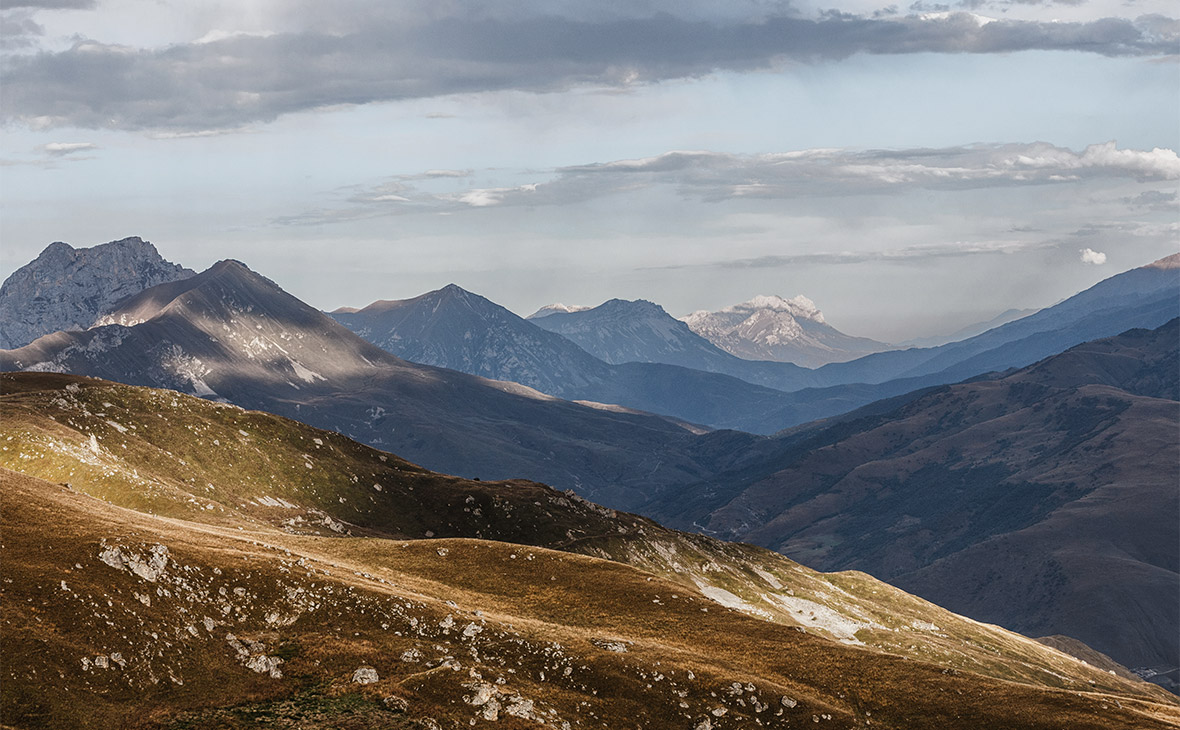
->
xmin=330 ymin=259 xmax=1179 ymax=436
xmin=329 ymin=286 xmax=818 ymax=434
xmin=0 ymin=258 xmax=771 ymax=510
xmin=523 ymin=262 xmax=1178 ymax=402
xmin=330 ymin=286 xmax=946 ymax=435
xmin=3 ymin=372 xmax=1176 ymax=728
xmin=2 ymin=237 xmax=1177 ymax=700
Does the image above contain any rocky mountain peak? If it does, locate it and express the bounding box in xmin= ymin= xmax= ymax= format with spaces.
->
xmin=682 ymin=294 xmax=888 ymax=367
xmin=1144 ymin=252 xmax=1180 ymax=270
xmin=737 ymin=294 xmax=825 ymax=323
xmin=0 ymin=236 xmax=194 ymax=349
xmin=597 ymin=298 xmax=667 ymax=318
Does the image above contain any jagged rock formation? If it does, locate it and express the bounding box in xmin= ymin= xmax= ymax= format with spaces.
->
xmin=0 ymin=237 xmax=194 ymax=350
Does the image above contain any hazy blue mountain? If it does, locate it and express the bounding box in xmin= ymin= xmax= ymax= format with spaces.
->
xmin=0 ymin=237 xmax=194 ymax=349
xmin=330 ymin=285 xmax=843 ymax=434
xmin=896 ymin=308 xmax=1039 ymax=349
xmin=529 ymin=298 xmax=746 ymax=368
xmin=331 ymin=285 xmax=611 ymax=397
xmin=651 ymin=320 xmax=1180 ymax=688
xmin=529 ymin=297 xmax=829 ymax=391
xmin=329 ymin=256 xmax=1180 ymax=434
xmin=812 ymin=254 xmax=1180 ymax=386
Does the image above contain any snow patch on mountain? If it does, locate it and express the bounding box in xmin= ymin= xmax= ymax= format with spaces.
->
xmin=527 ymin=303 xmax=591 ymax=320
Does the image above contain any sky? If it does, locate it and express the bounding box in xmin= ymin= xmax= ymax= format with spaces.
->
xmin=1 ymin=0 xmax=1177 ymax=342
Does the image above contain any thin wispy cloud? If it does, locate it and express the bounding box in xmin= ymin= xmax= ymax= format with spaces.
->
xmin=1123 ymin=189 xmax=1178 ymax=212
xmin=148 ymin=127 xmax=255 ymax=139
xmin=270 ymin=141 xmax=1179 ymax=227
xmin=499 ymin=142 xmax=1180 ymax=208
xmin=2 ymin=12 xmax=1176 ymax=131
xmin=38 ymin=141 xmax=96 ymax=155
xmin=648 ymin=239 xmax=1054 ymax=270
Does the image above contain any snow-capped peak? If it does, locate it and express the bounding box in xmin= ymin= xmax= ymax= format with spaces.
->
xmin=527 ymin=303 xmax=591 ymax=319
xmin=681 ymin=294 xmax=889 ymax=367
xmin=726 ymin=294 xmax=825 ymax=324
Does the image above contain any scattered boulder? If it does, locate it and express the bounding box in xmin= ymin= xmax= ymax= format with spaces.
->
xmin=383 ymin=695 xmax=409 ymax=712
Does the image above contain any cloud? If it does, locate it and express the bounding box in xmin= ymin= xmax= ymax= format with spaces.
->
xmin=148 ymin=127 xmax=254 ymax=139
xmin=38 ymin=141 xmax=96 ymax=155
xmin=2 ymin=0 xmax=95 ymax=8
xmin=2 ymin=11 xmax=1176 ymax=130
xmin=1079 ymin=247 xmax=1107 ymax=264
xmin=271 ymin=141 xmax=1180 ymax=226
xmin=554 ymin=142 xmax=1180 ymax=202
xmin=1123 ymin=189 xmax=1178 ymax=212
xmin=396 ymin=169 xmax=473 ymax=181
xmin=1 ymin=9 xmax=45 ymax=50
xmin=644 ymin=239 xmax=1056 ymax=271
xmin=451 ymin=184 xmax=539 ymax=207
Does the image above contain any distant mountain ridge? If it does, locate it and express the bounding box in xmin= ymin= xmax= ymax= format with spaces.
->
xmin=812 ymin=254 xmax=1180 ymax=387
xmin=0 ymin=236 xmax=194 ymax=349
xmin=683 ymin=294 xmax=892 ymax=367
xmin=897 ymin=308 xmax=1039 ymax=349
xmin=330 ymin=286 xmax=850 ymax=434
xmin=530 ymin=298 xmax=741 ymax=368
xmin=527 ymin=297 xmax=830 ymax=392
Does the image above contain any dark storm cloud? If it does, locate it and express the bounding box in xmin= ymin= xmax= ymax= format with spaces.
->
xmin=8 ymin=12 xmax=1171 ymax=131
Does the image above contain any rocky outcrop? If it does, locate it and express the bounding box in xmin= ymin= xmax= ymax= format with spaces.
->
xmin=0 ymin=237 xmax=193 ymax=349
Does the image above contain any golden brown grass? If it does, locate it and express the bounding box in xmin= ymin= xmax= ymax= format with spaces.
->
xmin=3 ymin=372 xmax=1178 ymax=729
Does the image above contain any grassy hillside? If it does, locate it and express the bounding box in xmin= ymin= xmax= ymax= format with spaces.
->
xmin=2 ymin=372 xmax=1177 ymax=729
